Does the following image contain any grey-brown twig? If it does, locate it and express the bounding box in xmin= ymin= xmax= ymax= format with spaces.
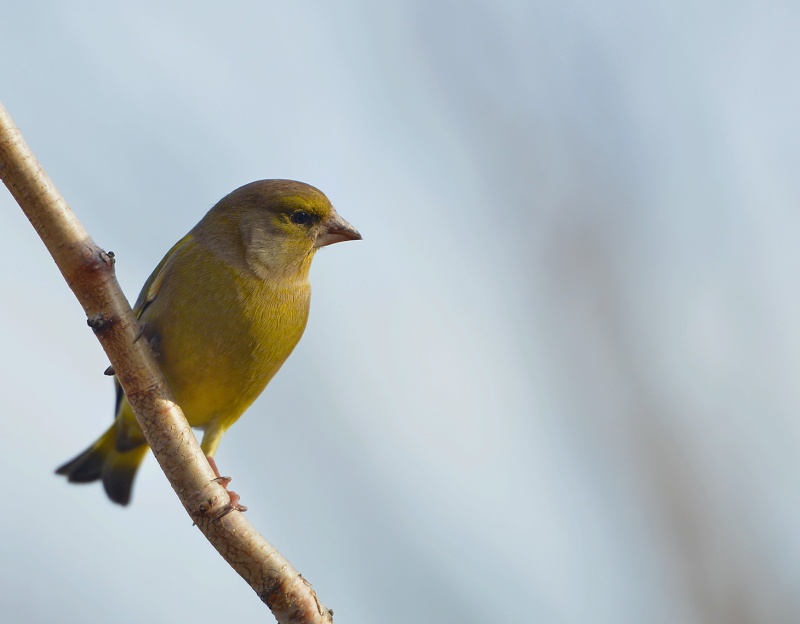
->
xmin=0 ymin=100 xmax=333 ymax=624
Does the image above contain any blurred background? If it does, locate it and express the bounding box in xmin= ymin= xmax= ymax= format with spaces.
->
xmin=2 ymin=1 xmax=800 ymax=622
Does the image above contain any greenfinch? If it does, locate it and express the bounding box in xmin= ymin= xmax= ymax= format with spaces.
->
xmin=56 ymin=179 xmax=361 ymax=505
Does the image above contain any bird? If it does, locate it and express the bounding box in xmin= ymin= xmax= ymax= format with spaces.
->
xmin=56 ymin=179 xmax=361 ymax=507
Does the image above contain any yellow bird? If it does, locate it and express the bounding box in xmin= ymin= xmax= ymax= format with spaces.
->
xmin=57 ymin=179 xmax=361 ymax=506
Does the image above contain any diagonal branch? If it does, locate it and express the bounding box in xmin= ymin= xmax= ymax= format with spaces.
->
xmin=0 ymin=101 xmax=333 ymax=624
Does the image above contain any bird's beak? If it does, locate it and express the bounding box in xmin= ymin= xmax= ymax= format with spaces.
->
xmin=315 ymin=210 xmax=362 ymax=248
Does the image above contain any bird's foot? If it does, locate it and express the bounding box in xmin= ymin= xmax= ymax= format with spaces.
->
xmin=207 ymin=456 xmax=248 ymax=519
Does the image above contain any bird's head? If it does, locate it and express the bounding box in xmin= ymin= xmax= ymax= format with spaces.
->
xmin=196 ymin=179 xmax=362 ymax=280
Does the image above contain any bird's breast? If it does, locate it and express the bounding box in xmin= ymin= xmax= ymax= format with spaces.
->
xmin=151 ymin=266 xmax=311 ymax=426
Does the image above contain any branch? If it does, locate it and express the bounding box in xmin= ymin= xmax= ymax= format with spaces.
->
xmin=0 ymin=101 xmax=333 ymax=624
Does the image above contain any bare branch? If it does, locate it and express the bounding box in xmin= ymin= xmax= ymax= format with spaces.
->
xmin=0 ymin=101 xmax=333 ymax=624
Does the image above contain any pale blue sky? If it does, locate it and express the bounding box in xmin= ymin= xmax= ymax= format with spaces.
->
xmin=2 ymin=2 xmax=800 ymax=623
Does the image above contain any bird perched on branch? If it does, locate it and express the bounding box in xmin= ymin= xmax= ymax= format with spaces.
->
xmin=56 ymin=179 xmax=361 ymax=507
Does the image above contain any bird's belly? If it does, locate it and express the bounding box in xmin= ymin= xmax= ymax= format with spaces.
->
xmin=153 ymin=289 xmax=310 ymax=429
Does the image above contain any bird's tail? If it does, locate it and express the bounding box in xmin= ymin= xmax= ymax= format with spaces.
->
xmin=55 ymin=422 xmax=149 ymax=506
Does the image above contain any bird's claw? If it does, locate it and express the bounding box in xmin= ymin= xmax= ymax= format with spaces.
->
xmin=197 ymin=457 xmax=247 ymax=519
xmin=212 ymin=488 xmax=248 ymax=520
xmin=193 ymin=484 xmax=248 ymax=521
xmin=207 ymin=475 xmax=247 ymax=517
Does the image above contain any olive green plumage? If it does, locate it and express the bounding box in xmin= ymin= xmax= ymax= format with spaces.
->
xmin=56 ymin=180 xmax=361 ymax=505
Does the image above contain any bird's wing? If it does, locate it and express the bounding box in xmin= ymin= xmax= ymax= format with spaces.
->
xmin=132 ymin=233 xmax=195 ymax=318
xmin=112 ymin=233 xmax=195 ymax=423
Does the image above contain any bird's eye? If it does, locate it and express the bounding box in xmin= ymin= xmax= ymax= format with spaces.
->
xmin=290 ymin=210 xmax=313 ymax=225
